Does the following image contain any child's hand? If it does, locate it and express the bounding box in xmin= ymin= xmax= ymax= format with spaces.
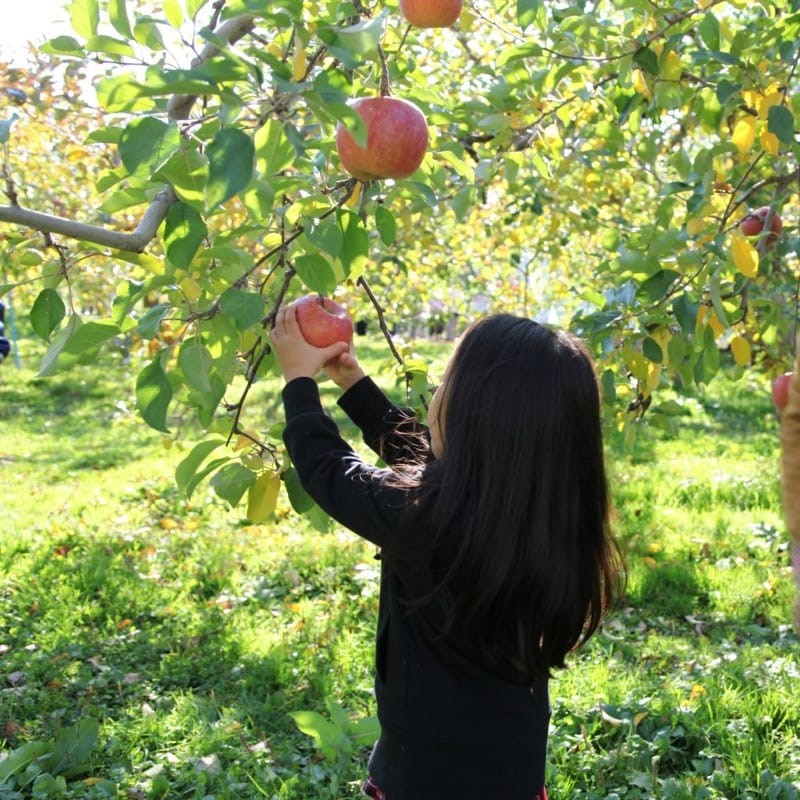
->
xmin=325 ymin=345 xmax=366 ymax=391
xmin=270 ymin=303 xmax=349 ymax=383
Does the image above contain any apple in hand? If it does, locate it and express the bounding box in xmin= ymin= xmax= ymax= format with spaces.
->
xmin=294 ymin=295 xmax=353 ymax=348
xmin=336 ymin=96 xmax=428 ymax=181
xmin=740 ymin=206 xmax=783 ymax=240
xmin=400 ymin=0 xmax=462 ymax=27
xmin=772 ymin=372 xmax=793 ymax=413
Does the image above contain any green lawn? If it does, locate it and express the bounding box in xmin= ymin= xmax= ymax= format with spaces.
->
xmin=0 ymin=333 xmax=798 ymax=799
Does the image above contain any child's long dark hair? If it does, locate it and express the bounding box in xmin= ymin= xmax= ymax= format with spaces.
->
xmin=409 ymin=314 xmax=623 ymax=681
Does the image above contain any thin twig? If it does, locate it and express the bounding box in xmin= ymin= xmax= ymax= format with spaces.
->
xmin=357 ymin=275 xmax=403 ymax=366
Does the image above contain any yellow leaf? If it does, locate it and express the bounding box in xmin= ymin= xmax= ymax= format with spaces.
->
xmin=661 ymin=51 xmax=682 ymax=81
xmin=759 ymin=89 xmax=783 ymax=120
xmin=741 ymin=89 xmax=760 ymax=110
xmin=730 ymin=235 xmax=759 ymax=278
xmin=292 ymin=32 xmax=306 ymax=82
xmin=246 ymin=472 xmax=281 ymax=523
xmin=732 ymin=115 xmax=756 ymax=155
xmin=760 ymin=128 xmax=780 ymax=156
xmin=66 ymin=146 xmax=89 ymax=162
xmin=632 ymin=68 xmax=652 ymax=100
xmin=179 ymin=276 xmax=202 ymax=302
xmin=345 ymin=180 xmax=362 ymax=208
xmin=622 ymin=346 xmax=648 ymax=381
xmin=686 ymin=217 xmax=707 ymax=237
xmin=645 ymin=362 xmax=662 ymax=394
xmin=730 ymin=334 xmax=751 ymax=366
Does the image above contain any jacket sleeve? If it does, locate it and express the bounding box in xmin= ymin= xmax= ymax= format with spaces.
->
xmin=337 ymin=376 xmax=432 ymax=467
xmin=781 ymin=359 xmax=800 ymax=542
xmin=282 ymin=377 xmax=412 ymax=547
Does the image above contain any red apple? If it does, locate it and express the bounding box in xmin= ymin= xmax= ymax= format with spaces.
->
xmin=335 ymin=96 xmax=428 ymax=181
xmin=400 ymin=0 xmax=462 ymax=27
xmin=740 ymin=206 xmax=783 ymax=239
xmin=772 ymin=372 xmax=793 ymax=413
xmin=294 ymin=295 xmax=353 ymax=348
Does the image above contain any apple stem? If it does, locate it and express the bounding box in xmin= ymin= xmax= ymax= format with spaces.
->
xmin=378 ymin=45 xmax=391 ymax=97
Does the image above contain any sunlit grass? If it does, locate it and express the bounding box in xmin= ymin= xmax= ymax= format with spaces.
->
xmin=1 ymin=335 xmax=798 ymax=798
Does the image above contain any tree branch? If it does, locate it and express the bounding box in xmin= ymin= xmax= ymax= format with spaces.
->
xmin=0 ymin=188 xmax=176 ymax=252
xmin=0 ymin=14 xmax=258 ymax=251
xmin=167 ymin=15 xmax=256 ymax=121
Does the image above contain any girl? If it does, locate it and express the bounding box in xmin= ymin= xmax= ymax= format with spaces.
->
xmin=270 ymin=307 xmax=624 ymax=800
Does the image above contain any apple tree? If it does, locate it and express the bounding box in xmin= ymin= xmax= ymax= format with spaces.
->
xmin=0 ymin=0 xmax=798 ymax=519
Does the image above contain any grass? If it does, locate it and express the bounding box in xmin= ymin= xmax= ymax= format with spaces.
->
xmin=0 ymin=332 xmax=798 ymax=799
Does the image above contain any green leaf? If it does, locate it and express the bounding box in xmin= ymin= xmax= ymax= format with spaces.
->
xmin=219 ymin=288 xmax=265 ymax=330
xmin=163 ymin=0 xmax=184 ymax=27
xmin=135 ymin=69 xmax=216 ymax=97
xmin=136 ymin=303 xmax=171 ymax=338
xmin=306 ymin=219 xmax=343 ymax=258
xmin=768 ymin=105 xmax=794 ymax=145
xmin=69 ymin=0 xmax=99 ymax=38
xmin=517 ymin=0 xmax=541 ymax=30
xmin=0 ymin=115 xmax=18 ymax=145
xmin=84 ymin=35 xmax=136 ymax=57
xmin=306 ymin=502 xmax=331 ymax=533
xmin=498 ymin=41 xmax=543 ymax=66
xmin=638 ymin=269 xmax=680 ymax=302
xmin=284 ymin=467 xmax=314 ymax=513
xmin=317 ymin=11 xmax=387 ymax=64
xmin=51 ymin=718 xmax=98 ymax=778
xmin=133 ymin=19 xmax=166 ymax=50
xmin=633 ymin=47 xmax=659 ymax=76
xmin=349 ymin=715 xmax=381 ymax=747
xmin=0 ymin=741 xmax=52 ymax=781
xmin=175 ymin=438 xmax=225 ymax=494
xmin=136 ymin=356 xmax=173 ymax=432
xmin=339 ymin=211 xmax=368 ymax=278
xmin=164 ymin=203 xmax=207 ymax=269
xmin=186 ymin=0 xmax=210 ymax=19
xmin=40 ymin=35 xmax=86 ymax=57
xmin=210 ymin=462 xmax=257 ymax=507
xmin=178 ymin=339 xmax=215 ymax=393
xmin=61 ymin=320 xmax=120 ymax=354
xmin=205 ymin=128 xmax=255 ymax=209
xmin=119 ymin=117 xmax=182 ymax=180
xmin=673 ymin=294 xmax=699 ymax=335
xmin=375 ymin=206 xmax=396 ymax=246
xmin=295 ymin=254 xmax=338 ymax=296
xmin=95 ymin=73 xmax=156 ymax=113
xmin=643 ymin=337 xmax=664 ymax=364
xmin=108 ymin=0 xmax=132 ymax=38
xmin=697 ymin=13 xmax=720 ymax=51
xmin=38 ymin=314 xmax=83 ymax=377
xmin=289 ymin=710 xmax=351 ymax=762
xmin=254 ymin=118 xmax=295 ymax=175
xmin=30 ymin=288 xmax=66 ymax=341
xmin=716 ymin=79 xmax=740 ymax=105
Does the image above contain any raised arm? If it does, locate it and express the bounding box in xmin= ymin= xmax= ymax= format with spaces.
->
xmin=337 ymin=376 xmax=432 ymax=467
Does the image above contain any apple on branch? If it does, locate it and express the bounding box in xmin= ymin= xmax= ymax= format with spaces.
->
xmin=294 ymin=294 xmax=354 ymax=348
xmin=740 ymin=206 xmax=783 ymax=241
xmin=336 ymin=96 xmax=428 ymax=181
xmin=773 ymin=372 xmax=793 ymax=414
xmin=400 ymin=0 xmax=463 ymax=27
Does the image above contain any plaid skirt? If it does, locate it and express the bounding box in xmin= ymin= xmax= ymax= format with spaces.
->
xmin=362 ymin=775 xmax=549 ymax=800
